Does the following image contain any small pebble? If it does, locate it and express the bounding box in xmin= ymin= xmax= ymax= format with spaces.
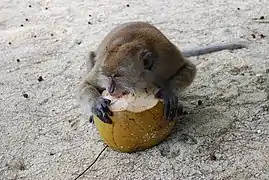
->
xmin=29 ymin=5 xmax=32 ymax=8
xmin=75 ymin=39 xmax=82 ymax=45
xmin=230 ymin=67 xmax=240 ymax=75
xmin=49 ymin=152 xmax=55 ymax=156
xmin=50 ymin=33 xmax=54 ymax=36
xmin=251 ymin=34 xmax=256 ymax=38
xmin=8 ymin=42 xmax=11 ymax=45
xmin=33 ymin=35 xmax=37 ymax=38
xmin=89 ymin=14 xmax=92 ymax=17
xmin=241 ymin=65 xmax=249 ymax=70
xmin=20 ymin=24 xmax=24 ymax=27
xmin=23 ymin=93 xmax=29 ymax=98
xmin=37 ymin=76 xmax=43 ymax=82
xmin=88 ymin=21 xmax=92 ymax=25
xmin=198 ymin=100 xmax=203 ymax=106
xmin=45 ymin=7 xmax=48 ymax=10
xmin=260 ymin=34 xmax=266 ymax=39
xmin=210 ymin=154 xmax=217 ymax=161
xmin=256 ymin=74 xmax=265 ymax=83
xmin=126 ymin=4 xmax=130 ymax=7
xmin=257 ymin=129 xmax=261 ymax=134
xmin=262 ymin=105 xmax=268 ymax=111
xmin=25 ymin=18 xmax=29 ymax=21
xmin=237 ymin=7 xmax=240 ymax=10
xmin=260 ymin=16 xmax=265 ymax=20
xmin=17 ymin=59 xmax=20 ymax=62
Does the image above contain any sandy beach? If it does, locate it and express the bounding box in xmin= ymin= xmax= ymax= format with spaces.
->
xmin=0 ymin=0 xmax=268 ymax=179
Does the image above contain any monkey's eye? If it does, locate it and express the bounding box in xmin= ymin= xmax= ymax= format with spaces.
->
xmin=113 ymin=73 xmax=121 ymax=78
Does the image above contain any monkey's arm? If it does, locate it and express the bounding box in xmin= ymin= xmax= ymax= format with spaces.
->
xmin=77 ymin=72 xmax=113 ymax=123
xmin=155 ymin=59 xmax=197 ymax=120
xmin=77 ymin=78 xmax=100 ymax=114
xmin=181 ymin=41 xmax=248 ymax=57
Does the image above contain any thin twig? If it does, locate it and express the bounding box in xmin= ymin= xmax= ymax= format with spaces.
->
xmin=252 ymin=20 xmax=269 ymax=24
xmin=74 ymin=145 xmax=108 ymax=180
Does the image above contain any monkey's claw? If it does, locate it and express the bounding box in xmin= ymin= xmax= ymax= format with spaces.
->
xmin=92 ymin=97 xmax=113 ymax=124
xmin=89 ymin=115 xmax=94 ymax=124
xmin=155 ymin=88 xmax=183 ymax=121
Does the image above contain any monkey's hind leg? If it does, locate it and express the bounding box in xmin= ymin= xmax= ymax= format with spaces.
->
xmin=170 ymin=59 xmax=197 ymax=92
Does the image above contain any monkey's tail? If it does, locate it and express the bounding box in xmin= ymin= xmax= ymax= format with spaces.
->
xmin=181 ymin=41 xmax=248 ymax=57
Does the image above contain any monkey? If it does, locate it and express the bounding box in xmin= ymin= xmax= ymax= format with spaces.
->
xmin=77 ymin=21 xmax=247 ymax=124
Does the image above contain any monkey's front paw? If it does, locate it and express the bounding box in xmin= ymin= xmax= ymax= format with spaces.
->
xmin=92 ymin=97 xmax=113 ymax=124
xmin=155 ymin=89 xmax=183 ymax=121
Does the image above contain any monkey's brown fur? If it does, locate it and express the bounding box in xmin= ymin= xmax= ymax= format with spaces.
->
xmin=77 ymin=21 xmax=246 ymax=123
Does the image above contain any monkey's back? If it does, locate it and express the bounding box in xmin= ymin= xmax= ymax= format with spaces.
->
xmin=95 ymin=21 xmax=185 ymax=79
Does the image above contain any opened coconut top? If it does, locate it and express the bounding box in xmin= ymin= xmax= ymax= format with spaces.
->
xmin=101 ymin=88 xmax=161 ymax=112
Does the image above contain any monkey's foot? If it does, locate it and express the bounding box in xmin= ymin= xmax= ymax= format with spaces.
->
xmin=155 ymin=88 xmax=183 ymax=121
xmin=92 ymin=97 xmax=113 ymax=124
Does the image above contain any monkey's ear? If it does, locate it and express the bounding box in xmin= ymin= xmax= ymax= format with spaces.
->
xmin=87 ymin=51 xmax=97 ymax=71
xmin=139 ymin=49 xmax=154 ymax=71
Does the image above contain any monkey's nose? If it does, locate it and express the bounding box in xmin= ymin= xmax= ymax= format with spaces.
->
xmin=108 ymin=79 xmax=115 ymax=94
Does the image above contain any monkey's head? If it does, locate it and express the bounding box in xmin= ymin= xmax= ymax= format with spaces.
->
xmin=101 ymin=40 xmax=156 ymax=97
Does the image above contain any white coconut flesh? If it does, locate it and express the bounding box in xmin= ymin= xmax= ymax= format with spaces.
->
xmin=101 ymin=88 xmax=161 ymax=113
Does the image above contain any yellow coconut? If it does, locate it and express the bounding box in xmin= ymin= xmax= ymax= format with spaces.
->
xmin=93 ymin=88 xmax=176 ymax=153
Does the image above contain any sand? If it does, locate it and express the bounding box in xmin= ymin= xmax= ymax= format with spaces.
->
xmin=0 ymin=0 xmax=268 ymax=179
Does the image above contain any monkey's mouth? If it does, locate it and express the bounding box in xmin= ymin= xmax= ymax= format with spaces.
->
xmin=110 ymin=91 xmax=129 ymax=98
